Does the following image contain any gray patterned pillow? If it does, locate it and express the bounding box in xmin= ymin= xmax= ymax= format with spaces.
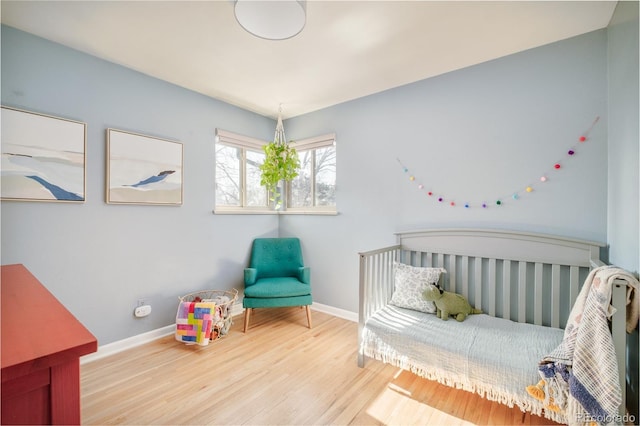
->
xmin=389 ymin=262 xmax=446 ymax=313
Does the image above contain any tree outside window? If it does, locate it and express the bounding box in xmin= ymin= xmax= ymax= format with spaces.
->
xmin=289 ymin=143 xmax=336 ymax=209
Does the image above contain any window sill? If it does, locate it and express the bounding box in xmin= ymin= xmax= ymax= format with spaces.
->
xmin=213 ymin=208 xmax=338 ymax=216
xmin=279 ymin=209 xmax=338 ymax=216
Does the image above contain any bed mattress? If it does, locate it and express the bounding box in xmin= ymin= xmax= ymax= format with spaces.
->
xmin=360 ymin=305 xmax=566 ymax=423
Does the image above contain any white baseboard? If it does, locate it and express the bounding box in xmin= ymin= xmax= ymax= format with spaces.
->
xmin=230 ymin=300 xmax=244 ymax=317
xmin=81 ymin=301 xmax=357 ymax=364
xmin=311 ymin=301 xmax=358 ymax=323
xmin=233 ymin=300 xmax=356 ymax=322
xmin=80 ymin=324 xmax=175 ymax=365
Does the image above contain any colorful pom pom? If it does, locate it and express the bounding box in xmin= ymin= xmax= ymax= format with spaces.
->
xmin=397 ymin=118 xmax=593 ymax=211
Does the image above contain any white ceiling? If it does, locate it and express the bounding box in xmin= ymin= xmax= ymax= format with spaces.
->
xmin=1 ymin=1 xmax=617 ymax=119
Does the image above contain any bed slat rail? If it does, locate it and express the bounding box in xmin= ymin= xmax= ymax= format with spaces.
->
xmin=394 ymin=251 xmax=591 ymax=328
xmin=358 ymin=244 xmax=401 ymax=366
xmin=361 ymin=248 xmax=597 ymax=328
xmin=392 ymin=229 xmax=606 ymax=328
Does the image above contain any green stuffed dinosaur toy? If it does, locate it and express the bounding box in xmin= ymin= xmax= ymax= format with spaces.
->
xmin=422 ymin=283 xmax=482 ymax=321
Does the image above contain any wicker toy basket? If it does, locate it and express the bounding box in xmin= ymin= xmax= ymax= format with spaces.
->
xmin=177 ymin=288 xmax=238 ymax=342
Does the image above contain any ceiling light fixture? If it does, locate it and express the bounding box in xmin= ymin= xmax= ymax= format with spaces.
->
xmin=234 ymin=0 xmax=306 ymax=41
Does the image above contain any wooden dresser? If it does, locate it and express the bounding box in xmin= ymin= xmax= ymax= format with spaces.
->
xmin=1 ymin=264 xmax=97 ymax=425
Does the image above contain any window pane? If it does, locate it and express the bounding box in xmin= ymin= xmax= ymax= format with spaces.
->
xmin=246 ymin=149 xmax=267 ymax=207
xmin=215 ymin=144 xmax=240 ymax=206
xmin=315 ymin=146 xmax=336 ymax=206
xmin=289 ymin=150 xmax=312 ymax=207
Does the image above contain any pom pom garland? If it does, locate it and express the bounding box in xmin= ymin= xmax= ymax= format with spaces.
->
xmin=397 ymin=116 xmax=598 ymax=209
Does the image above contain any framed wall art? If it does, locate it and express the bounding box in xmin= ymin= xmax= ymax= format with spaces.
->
xmin=106 ymin=128 xmax=183 ymax=205
xmin=1 ymin=106 xmax=87 ymax=202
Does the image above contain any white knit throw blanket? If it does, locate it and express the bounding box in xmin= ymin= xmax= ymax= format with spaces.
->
xmin=539 ymin=266 xmax=639 ymax=425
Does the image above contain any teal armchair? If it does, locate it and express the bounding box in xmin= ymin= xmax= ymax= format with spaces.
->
xmin=243 ymin=238 xmax=312 ymax=332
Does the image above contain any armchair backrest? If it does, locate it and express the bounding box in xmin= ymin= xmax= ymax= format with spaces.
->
xmin=250 ymin=238 xmax=304 ymax=279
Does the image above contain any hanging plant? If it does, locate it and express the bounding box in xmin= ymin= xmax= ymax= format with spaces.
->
xmin=259 ymin=108 xmax=300 ymax=208
xmin=260 ymin=140 xmax=300 ymax=197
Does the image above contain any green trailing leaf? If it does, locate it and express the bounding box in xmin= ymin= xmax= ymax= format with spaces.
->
xmin=260 ymin=141 xmax=300 ymax=197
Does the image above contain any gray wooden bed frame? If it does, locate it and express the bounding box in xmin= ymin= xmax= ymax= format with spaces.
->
xmin=358 ymin=228 xmax=630 ymax=418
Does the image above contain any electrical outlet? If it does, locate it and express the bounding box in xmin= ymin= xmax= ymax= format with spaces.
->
xmin=134 ymin=304 xmax=152 ymax=317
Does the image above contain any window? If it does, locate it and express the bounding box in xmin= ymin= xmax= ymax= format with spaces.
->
xmin=288 ymin=134 xmax=336 ymax=211
xmin=215 ymin=129 xmax=268 ymax=210
xmin=215 ymin=129 xmax=336 ymax=214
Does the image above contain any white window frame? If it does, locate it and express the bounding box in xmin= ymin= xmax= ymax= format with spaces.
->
xmin=214 ymin=129 xmax=270 ymax=214
xmin=214 ymin=129 xmax=337 ymax=215
xmin=286 ymin=133 xmax=337 ymax=214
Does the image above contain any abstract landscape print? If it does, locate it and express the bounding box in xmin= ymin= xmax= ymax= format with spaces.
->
xmin=1 ymin=106 xmax=86 ymax=202
xmin=106 ymin=129 xmax=183 ymax=205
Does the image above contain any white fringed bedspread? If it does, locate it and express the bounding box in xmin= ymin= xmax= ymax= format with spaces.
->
xmin=360 ymin=305 xmax=566 ymax=423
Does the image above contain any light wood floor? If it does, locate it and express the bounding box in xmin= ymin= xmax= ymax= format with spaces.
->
xmin=81 ymin=308 xmax=560 ymax=425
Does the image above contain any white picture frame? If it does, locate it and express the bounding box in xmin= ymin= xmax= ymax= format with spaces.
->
xmin=1 ymin=106 xmax=87 ymax=202
xmin=106 ymin=128 xmax=183 ymax=206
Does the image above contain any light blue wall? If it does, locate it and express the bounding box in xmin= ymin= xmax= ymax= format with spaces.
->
xmin=607 ymin=1 xmax=639 ymax=419
xmin=608 ymin=1 xmax=639 ymax=274
xmin=281 ymin=29 xmax=608 ymax=313
xmin=1 ymin=25 xmax=279 ymax=345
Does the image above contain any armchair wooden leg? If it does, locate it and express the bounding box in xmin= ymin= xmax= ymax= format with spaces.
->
xmin=244 ymin=308 xmax=251 ymax=333
xmin=305 ymin=305 xmax=312 ymax=329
